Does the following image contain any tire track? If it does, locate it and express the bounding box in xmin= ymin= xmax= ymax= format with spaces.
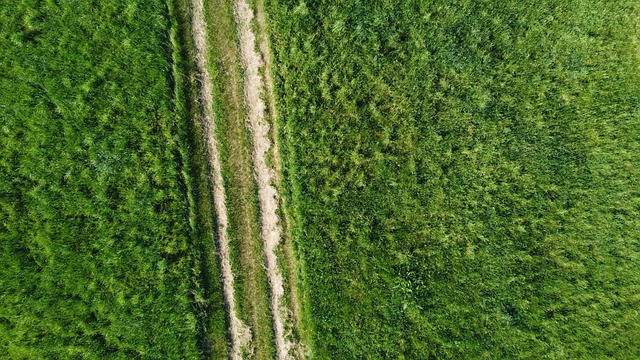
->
xmin=189 ymin=0 xmax=251 ymax=358
xmin=232 ymin=0 xmax=297 ymax=358
xmin=252 ymin=0 xmax=306 ymax=356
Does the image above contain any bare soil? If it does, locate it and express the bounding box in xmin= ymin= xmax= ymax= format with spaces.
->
xmin=253 ymin=0 xmax=306 ymax=356
xmin=233 ymin=0 xmax=298 ymax=358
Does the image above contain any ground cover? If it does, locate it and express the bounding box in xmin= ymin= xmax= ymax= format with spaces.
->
xmin=267 ymin=0 xmax=640 ymax=358
xmin=0 ymin=1 xmax=228 ymax=358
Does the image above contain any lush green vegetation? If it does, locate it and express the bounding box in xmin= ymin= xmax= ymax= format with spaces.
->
xmin=268 ymin=0 xmax=640 ymax=358
xmin=0 ymin=0 xmax=227 ymax=358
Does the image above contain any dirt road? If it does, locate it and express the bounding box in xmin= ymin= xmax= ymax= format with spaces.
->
xmin=190 ymin=0 xmax=251 ymax=358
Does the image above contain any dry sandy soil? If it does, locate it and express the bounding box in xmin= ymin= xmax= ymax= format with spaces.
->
xmin=233 ymin=0 xmax=296 ymax=358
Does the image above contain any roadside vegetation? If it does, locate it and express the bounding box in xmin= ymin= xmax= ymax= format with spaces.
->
xmin=0 ymin=0 xmax=228 ymax=358
xmin=267 ymin=0 xmax=640 ymax=358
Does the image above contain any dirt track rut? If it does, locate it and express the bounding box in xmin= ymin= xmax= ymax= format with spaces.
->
xmin=190 ymin=0 xmax=251 ymax=358
xmin=233 ymin=0 xmax=298 ymax=358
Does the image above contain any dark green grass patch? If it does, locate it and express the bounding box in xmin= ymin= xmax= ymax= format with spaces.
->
xmin=268 ymin=0 xmax=640 ymax=358
xmin=0 ymin=0 xmax=227 ymax=358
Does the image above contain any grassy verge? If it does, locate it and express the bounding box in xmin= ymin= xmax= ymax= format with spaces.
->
xmin=267 ymin=0 xmax=640 ymax=358
xmin=203 ymin=0 xmax=276 ymax=358
xmin=0 ymin=0 xmax=227 ymax=358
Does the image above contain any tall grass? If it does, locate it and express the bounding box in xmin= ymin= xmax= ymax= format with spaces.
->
xmin=0 ymin=0 xmax=227 ymax=358
xmin=267 ymin=0 xmax=640 ymax=358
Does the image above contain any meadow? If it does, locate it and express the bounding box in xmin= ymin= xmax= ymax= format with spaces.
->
xmin=0 ymin=0 xmax=228 ymax=358
xmin=2 ymin=0 xmax=640 ymax=358
xmin=267 ymin=0 xmax=640 ymax=358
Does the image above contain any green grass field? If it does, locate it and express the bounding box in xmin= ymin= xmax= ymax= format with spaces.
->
xmin=0 ymin=1 xmax=228 ymax=358
xmin=2 ymin=0 xmax=640 ymax=358
xmin=268 ymin=0 xmax=640 ymax=358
